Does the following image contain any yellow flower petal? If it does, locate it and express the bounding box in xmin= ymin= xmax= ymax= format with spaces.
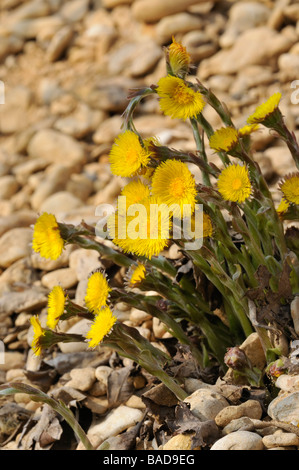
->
xmin=32 ymin=213 xmax=65 ymax=260
xmin=157 ymin=75 xmax=205 ymax=120
xmin=108 ymin=196 xmax=171 ymax=259
xmin=47 ymin=286 xmax=66 ymax=329
xmin=247 ymin=92 xmax=282 ymax=124
xmin=168 ymin=37 xmax=191 ymax=77
xmin=86 ymin=306 xmax=117 ymax=348
xmin=279 ymin=173 xmax=299 ymax=205
xmin=209 ymin=127 xmax=239 ymax=152
xmin=109 ymin=130 xmax=151 ymax=177
xmin=85 ymin=271 xmax=111 ymax=314
xmin=217 ymin=164 xmax=251 ymax=203
xmin=151 ymin=159 xmax=197 ymax=218
xmin=30 ymin=316 xmax=45 ymax=356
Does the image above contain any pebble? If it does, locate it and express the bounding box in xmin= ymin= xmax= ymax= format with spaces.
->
xmin=69 ymin=248 xmax=104 ymax=282
xmin=58 ymin=318 xmax=91 ymax=353
xmin=41 ymin=267 xmax=78 ymax=290
xmin=198 ymin=26 xmax=295 ymax=78
xmin=39 ymin=191 xmax=84 ymax=216
xmin=210 ymin=431 xmax=264 ymax=450
xmin=262 ymin=431 xmax=299 ymax=449
xmin=87 ymin=405 xmax=144 ymax=447
xmin=156 ymin=13 xmax=204 ymax=44
xmin=27 ymin=128 xmax=86 ymax=166
xmin=132 ymin=0 xmax=205 ymax=23
xmin=183 ymin=388 xmax=229 ymax=421
xmin=162 ymin=433 xmax=195 ymax=451
xmin=268 ymin=392 xmax=299 ymax=426
xmin=215 ymin=400 xmax=263 ymax=428
xmin=46 ymin=25 xmax=74 ymax=62
xmin=67 ymin=367 xmax=96 ymax=392
xmin=0 ymin=227 xmax=33 ymax=268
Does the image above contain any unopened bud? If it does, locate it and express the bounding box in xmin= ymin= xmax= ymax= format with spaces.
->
xmin=224 ymin=347 xmax=248 ymax=370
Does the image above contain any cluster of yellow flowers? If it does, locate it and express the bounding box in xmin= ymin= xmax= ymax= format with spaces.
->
xmin=29 ymin=37 xmax=299 ymax=369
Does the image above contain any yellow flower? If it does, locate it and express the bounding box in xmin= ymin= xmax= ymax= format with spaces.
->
xmin=185 ymin=211 xmax=213 ymax=241
xmin=167 ymin=37 xmax=191 ymax=77
xmin=279 ymin=173 xmax=299 ymax=205
xmin=32 ymin=213 xmax=65 ymax=260
xmin=157 ymin=75 xmax=205 ymax=120
xmin=217 ymin=164 xmax=251 ymax=203
xmin=85 ymin=271 xmax=111 ymax=314
xmin=120 ymin=179 xmax=151 ymax=209
xmin=47 ymin=286 xmax=66 ymax=329
xmin=247 ymin=92 xmax=282 ymax=124
xmin=31 ymin=316 xmax=45 ymax=356
xmin=108 ymin=196 xmax=171 ymax=259
xmin=151 ymin=159 xmax=197 ymax=218
xmin=109 ymin=130 xmax=152 ymax=177
xmin=209 ymin=127 xmax=239 ymax=152
xmin=126 ymin=263 xmax=146 ymax=288
xmin=276 ymin=197 xmax=290 ymax=217
xmin=86 ymin=306 xmax=117 ymax=348
xmin=238 ymin=124 xmax=260 ymax=137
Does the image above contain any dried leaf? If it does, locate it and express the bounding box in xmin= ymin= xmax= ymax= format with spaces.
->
xmin=167 ymin=402 xmax=220 ymax=449
xmin=107 ymin=366 xmax=135 ymax=408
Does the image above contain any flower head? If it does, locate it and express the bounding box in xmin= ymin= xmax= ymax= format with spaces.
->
xmin=32 ymin=213 xmax=65 ymax=260
xmin=167 ymin=37 xmax=191 ymax=77
xmin=125 ymin=263 xmax=146 ymax=288
xmin=86 ymin=306 xmax=117 ymax=348
xmin=217 ymin=164 xmax=251 ymax=203
xmin=247 ymin=92 xmax=282 ymax=124
xmin=47 ymin=285 xmax=66 ymax=329
xmin=157 ymin=75 xmax=205 ymax=120
xmin=276 ymin=197 xmax=290 ymax=216
xmin=85 ymin=271 xmax=111 ymax=314
xmin=31 ymin=316 xmax=45 ymax=356
xmin=120 ymin=179 xmax=151 ymax=209
xmin=279 ymin=173 xmax=299 ymax=205
xmin=209 ymin=127 xmax=239 ymax=152
xmin=238 ymin=123 xmax=260 ymax=137
xmin=109 ymin=130 xmax=152 ymax=177
xmin=108 ymin=196 xmax=171 ymax=259
xmin=151 ymin=159 xmax=197 ymax=218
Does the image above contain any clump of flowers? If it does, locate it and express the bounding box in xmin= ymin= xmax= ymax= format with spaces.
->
xmin=28 ymin=37 xmax=299 ymax=402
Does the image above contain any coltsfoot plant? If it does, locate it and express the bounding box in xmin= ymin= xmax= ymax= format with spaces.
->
xmin=3 ymin=39 xmax=299 ymax=416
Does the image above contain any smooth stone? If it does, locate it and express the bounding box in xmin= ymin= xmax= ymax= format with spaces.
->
xmin=132 ymin=0 xmax=209 ymax=23
xmin=67 ymin=367 xmax=96 ymax=392
xmin=0 ymin=287 xmax=48 ymax=314
xmin=222 ymin=417 xmax=255 ymax=435
xmin=27 ymin=128 xmax=85 ymax=166
xmin=69 ymin=248 xmax=104 ymax=282
xmin=262 ymin=432 xmax=299 ymax=449
xmin=46 ymin=25 xmax=74 ymax=62
xmin=268 ymin=392 xmax=299 ymax=426
xmin=0 ymin=175 xmax=19 ymax=199
xmin=278 ymin=53 xmax=299 ymax=80
xmin=60 ymin=0 xmax=89 ymax=22
xmin=0 ymin=351 xmax=25 ymax=372
xmin=58 ymin=319 xmax=91 ymax=353
xmin=163 ymin=434 xmax=194 ymax=450
xmin=83 ymin=396 xmax=109 ymax=415
xmin=275 ymin=374 xmax=299 ymax=393
xmin=87 ymin=405 xmax=144 ymax=447
xmin=0 ymin=227 xmax=33 ymax=268
xmin=198 ymin=26 xmax=295 ymax=79
xmin=210 ymin=431 xmax=264 ymax=450
xmin=0 ymin=35 xmax=24 ymax=62
xmin=0 ymin=210 xmax=37 ymax=237
xmin=39 ymin=191 xmax=83 ymax=216
xmin=215 ymin=400 xmax=263 ymax=428
xmin=6 ymin=16 xmax=65 ymax=40
xmin=184 ymin=388 xmax=229 ymax=421
xmin=30 ymin=164 xmax=73 ymax=211
xmin=219 ymin=1 xmax=270 ymax=48
xmin=41 ymin=267 xmax=78 ymax=290
xmin=156 ymin=13 xmax=204 ymax=44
